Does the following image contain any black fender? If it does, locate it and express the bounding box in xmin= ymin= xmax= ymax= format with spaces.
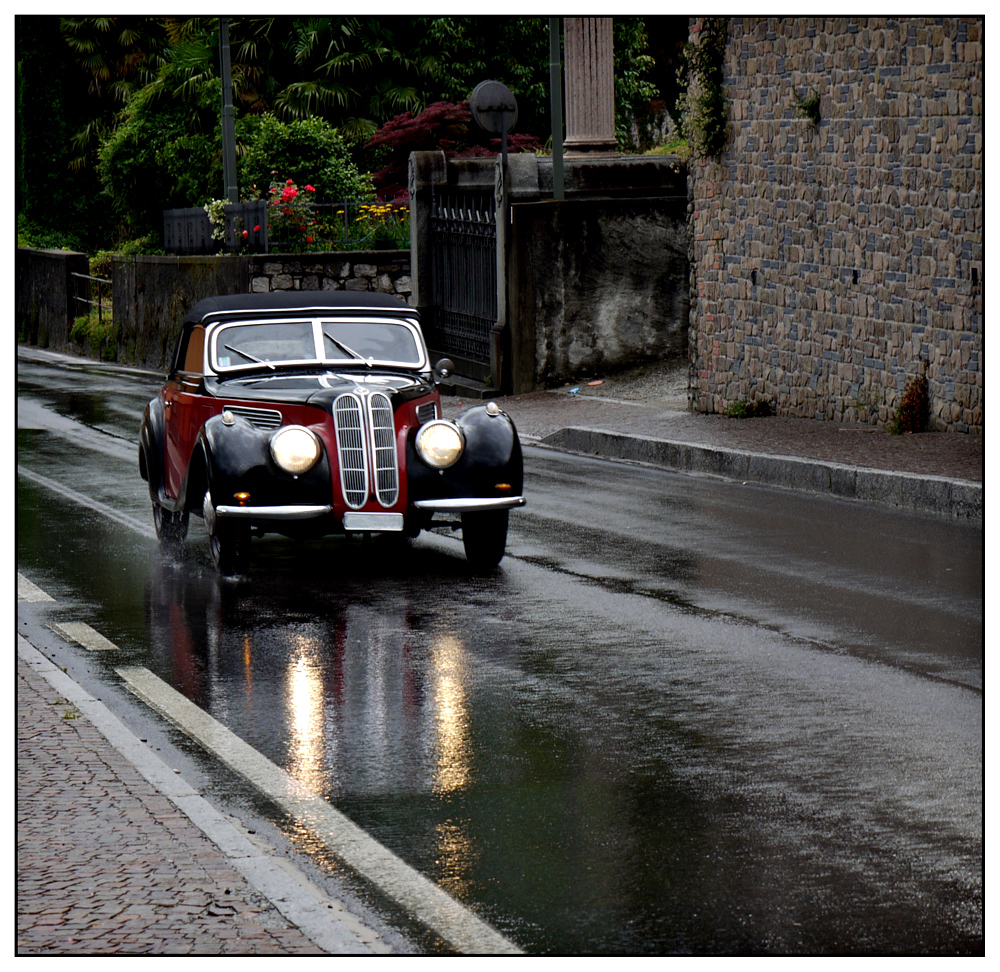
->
xmin=406 ymin=404 xmax=523 ymax=503
xmin=138 ymin=397 xmax=165 ymax=502
xmin=196 ymin=413 xmax=333 ymax=511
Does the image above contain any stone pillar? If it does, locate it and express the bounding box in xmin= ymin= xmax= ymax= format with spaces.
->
xmin=563 ymin=17 xmax=618 ymax=157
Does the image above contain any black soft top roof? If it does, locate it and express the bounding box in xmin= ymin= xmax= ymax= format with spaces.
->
xmin=184 ymin=291 xmax=416 ymax=326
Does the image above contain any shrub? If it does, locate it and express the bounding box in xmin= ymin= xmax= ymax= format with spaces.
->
xmin=366 ymin=101 xmax=542 ymax=200
xmin=17 ymin=214 xmax=86 ymax=253
xmin=888 ymin=372 xmax=929 ymax=434
xmin=724 ymin=398 xmax=772 ymax=419
xmin=89 ymin=234 xmax=162 ymax=278
xmin=237 ymin=115 xmax=374 ymax=202
xmin=71 ymin=310 xmax=115 ymax=361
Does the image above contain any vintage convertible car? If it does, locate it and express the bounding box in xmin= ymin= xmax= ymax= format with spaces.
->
xmin=139 ymin=292 xmax=524 ymax=574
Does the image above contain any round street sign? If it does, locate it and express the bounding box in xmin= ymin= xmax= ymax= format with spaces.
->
xmin=470 ymin=80 xmax=519 ymax=136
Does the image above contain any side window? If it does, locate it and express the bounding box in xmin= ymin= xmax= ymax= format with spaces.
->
xmin=181 ymin=326 xmax=205 ymax=374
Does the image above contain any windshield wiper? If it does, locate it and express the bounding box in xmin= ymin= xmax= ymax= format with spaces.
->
xmin=224 ymin=343 xmax=275 ymax=370
xmin=322 ymin=330 xmax=366 ymax=363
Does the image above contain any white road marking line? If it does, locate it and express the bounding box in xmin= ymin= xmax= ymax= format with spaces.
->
xmin=17 ymin=465 xmax=156 ymax=540
xmin=49 ymin=621 xmax=120 ymax=652
xmin=18 ymin=573 xmax=55 ymax=602
xmin=116 ymin=664 xmax=522 ymax=956
xmin=17 ymin=635 xmax=389 ymax=955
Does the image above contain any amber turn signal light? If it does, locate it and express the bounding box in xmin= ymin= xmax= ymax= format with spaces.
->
xmin=234 ymin=492 xmax=250 ymax=506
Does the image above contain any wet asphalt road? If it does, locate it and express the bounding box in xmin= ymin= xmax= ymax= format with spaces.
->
xmin=16 ymin=350 xmax=983 ymax=955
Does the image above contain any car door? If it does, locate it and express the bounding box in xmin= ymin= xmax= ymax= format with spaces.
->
xmin=163 ymin=324 xmax=209 ymax=500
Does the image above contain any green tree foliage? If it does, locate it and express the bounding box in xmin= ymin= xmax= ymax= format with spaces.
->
xmin=16 ymin=16 xmax=109 ymax=251
xmin=414 ymin=17 xmax=551 ymax=138
xmin=96 ymin=77 xmax=222 ymax=239
xmin=613 ymin=19 xmax=660 ymax=152
xmin=271 ymin=17 xmax=433 ymax=140
xmin=20 ymin=14 xmax=666 ymax=249
xmin=414 ymin=16 xmax=661 ymax=153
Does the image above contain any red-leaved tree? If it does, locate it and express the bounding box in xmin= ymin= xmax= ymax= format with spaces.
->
xmin=366 ymin=101 xmax=542 ymax=200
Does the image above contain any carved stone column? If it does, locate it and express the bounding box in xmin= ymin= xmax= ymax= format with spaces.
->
xmin=563 ymin=17 xmax=618 ymax=157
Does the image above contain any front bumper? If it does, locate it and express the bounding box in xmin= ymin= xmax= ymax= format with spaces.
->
xmin=413 ymin=496 xmax=526 ymax=513
xmin=215 ymin=504 xmax=332 ymax=519
xmin=214 ymin=495 xmax=525 ymax=527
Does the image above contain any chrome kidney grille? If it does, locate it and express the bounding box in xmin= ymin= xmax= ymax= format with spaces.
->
xmin=332 ymin=393 xmax=399 ymax=509
xmin=368 ymin=393 xmax=399 ymax=507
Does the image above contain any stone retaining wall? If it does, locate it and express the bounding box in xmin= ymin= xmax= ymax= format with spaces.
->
xmin=248 ymin=251 xmax=412 ymax=303
xmin=688 ymin=16 xmax=983 ymax=432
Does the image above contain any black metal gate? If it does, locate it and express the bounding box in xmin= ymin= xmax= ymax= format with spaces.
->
xmin=428 ymin=187 xmax=497 ymax=365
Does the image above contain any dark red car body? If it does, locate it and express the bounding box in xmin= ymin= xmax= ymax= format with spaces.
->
xmin=139 ymin=292 xmax=524 ymax=573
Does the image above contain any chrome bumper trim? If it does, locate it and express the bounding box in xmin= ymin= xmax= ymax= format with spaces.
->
xmin=413 ymin=496 xmax=525 ymax=513
xmin=215 ymin=504 xmax=332 ymax=520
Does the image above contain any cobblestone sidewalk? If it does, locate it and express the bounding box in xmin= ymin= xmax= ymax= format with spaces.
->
xmin=17 ymin=654 xmax=321 ymax=955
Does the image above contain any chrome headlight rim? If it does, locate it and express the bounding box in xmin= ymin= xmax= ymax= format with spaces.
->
xmin=415 ymin=419 xmax=465 ymax=469
xmin=269 ymin=425 xmax=322 ymax=476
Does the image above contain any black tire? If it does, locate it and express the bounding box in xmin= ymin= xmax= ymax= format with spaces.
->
xmin=204 ymin=493 xmax=250 ymax=575
xmin=153 ymin=503 xmax=189 ymax=550
xmin=461 ymin=509 xmax=509 ymax=572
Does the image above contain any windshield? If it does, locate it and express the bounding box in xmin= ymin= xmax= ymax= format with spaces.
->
xmin=211 ymin=318 xmax=424 ymax=372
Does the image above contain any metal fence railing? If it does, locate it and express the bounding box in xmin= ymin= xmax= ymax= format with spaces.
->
xmin=163 ymin=201 xmax=269 ymax=255
xmin=163 ymin=199 xmax=409 ymax=255
xmin=71 ymin=272 xmax=112 ymax=326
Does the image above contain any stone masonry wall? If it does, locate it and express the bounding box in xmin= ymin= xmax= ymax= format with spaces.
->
xmin=248 ymin=251 xmax=412 ymax=304
xmin=688 ymin=17 xmax=983 ymax=432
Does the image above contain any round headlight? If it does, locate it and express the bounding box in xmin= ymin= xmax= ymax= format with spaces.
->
xmin=270 ymin=426 xmax=321 ymax=475
xmin=416 ymin=420 xmax=464 ymax=469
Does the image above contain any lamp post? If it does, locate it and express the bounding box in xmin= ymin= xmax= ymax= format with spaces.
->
xmin=219 ymin=18 xmax=238 ymax=205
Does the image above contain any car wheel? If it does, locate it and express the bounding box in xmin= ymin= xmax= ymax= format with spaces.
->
xmin=153 ymin=503 xmax=189 ymax=549
xmin=461 ymin=509 xmax=509 ymax=572
xmin=203 ymin=492 xmax=250 ymax=575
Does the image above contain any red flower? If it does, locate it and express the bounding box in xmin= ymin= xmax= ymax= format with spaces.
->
xmin=253 ymin=224 xmax=260 ymax=232
xmin=305 ymin=185 xmax=315 ymax=192
xmin=286 ymin=179 xmax=293 ymax=185
xmin=306 ymin=237 xmax=314 ymax=243
xmin=241 ymin=230 xmax=248 ymax=238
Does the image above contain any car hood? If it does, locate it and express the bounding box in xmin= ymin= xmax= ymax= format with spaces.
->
xmin=203 ymin=370 xmax=434 ymax=409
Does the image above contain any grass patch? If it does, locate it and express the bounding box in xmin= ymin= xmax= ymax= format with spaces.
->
xmin=724 ymin=398 xmax=772 ymax=419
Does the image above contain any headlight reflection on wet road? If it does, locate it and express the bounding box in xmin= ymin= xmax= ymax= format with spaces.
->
xmin=429 ymin=634 xmax=471 ymax=796
xmin=286 ymin=634 xmax=328 ymax=795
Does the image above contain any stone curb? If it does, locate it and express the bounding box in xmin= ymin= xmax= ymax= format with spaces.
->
xmin=538 ymin=426 xmax=983 ymax=521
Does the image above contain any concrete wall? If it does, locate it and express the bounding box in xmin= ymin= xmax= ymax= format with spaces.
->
xmin=16 ymin=247 xmax=89 ymax=348
xmin=109 ymin=252 xmax=413 ymax=372
xmin=688 ymin=16 xmax=983 ymax=432
xmin=509 ymin=196 xmax=689 ymax=390
xmin=113 ymin=255 xmax=249 ymax=371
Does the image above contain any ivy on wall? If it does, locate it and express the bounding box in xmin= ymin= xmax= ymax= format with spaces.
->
xmin=677 ymin=17 xmax=730 ymax=159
